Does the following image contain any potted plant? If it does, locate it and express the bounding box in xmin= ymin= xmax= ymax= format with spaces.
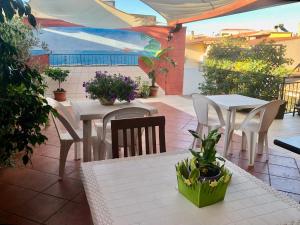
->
xmin=83 ymin=71 xmax=138 ymax=105
xmin=45 ymin=67 xmax=70 ymax=102
xmin=140 ymin=47 xmax=176 ymax=97
xmin=175 ymin=129 xmax=232 ymax=208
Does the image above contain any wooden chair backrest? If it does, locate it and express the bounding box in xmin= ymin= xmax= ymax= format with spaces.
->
xmin=111 ymin=116 xmax=166 ymax=158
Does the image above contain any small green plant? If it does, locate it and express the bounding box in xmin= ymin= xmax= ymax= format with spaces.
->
xmin=175 ymin=130 xmax=232 ymax=207
xmin=45 ymin=67 xmax=70 ymax=92
xmin=140 ymin=81 xmax=150 ymax=98
xmin=140 ymin=48 xmax=176 ymax=87
xmin=176 ymin=129 xmax=226 ymax=184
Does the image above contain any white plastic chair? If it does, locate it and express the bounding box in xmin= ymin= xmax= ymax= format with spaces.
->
xmin=233 ymin=100 xmax=283 ymax=166
xmin=96 ymin=107 xmax=151 ymax=159
xmin=46 ymin=98 xmax=99 ymax=179
xmin=191 ymin=94 xmax=225 ymax=148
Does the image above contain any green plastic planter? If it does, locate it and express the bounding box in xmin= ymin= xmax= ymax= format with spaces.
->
xmin=177 ymin=168 xmax=232 ymax=208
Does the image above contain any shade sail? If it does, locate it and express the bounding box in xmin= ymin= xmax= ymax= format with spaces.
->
xmin=29 ymin=0 xmax=155 ymax=28
xmin=140 ymin=0 xmax=297 ymax=25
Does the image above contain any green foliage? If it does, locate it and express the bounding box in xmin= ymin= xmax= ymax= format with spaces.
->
xmin=135 ymin=76 xmax=150 ymax=98
xmin=189 ymin=129 xmax=225 ymax=167
xmin=84 ymin=71 xmax=138 ymax=102
xmin=176 ymin=129 xmax=226 ymax=186
xmin=0 ymin=0 xmax=36 ymax=27
xmin=45 ymin=67 xmax=70 ymax=91
xmin=199 ymin=38 xmax=293 ymax=101
xmin=0 ymin=18 xmax=53 ymax=166
xmin=140 ymin=47 xmax=176 ymax=87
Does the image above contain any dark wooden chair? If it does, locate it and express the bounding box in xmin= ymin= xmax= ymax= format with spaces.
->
xmin=111 ymin=116 xmax=166 ymax=158
xmin=293 ymin=99 xmax=300 ymax=116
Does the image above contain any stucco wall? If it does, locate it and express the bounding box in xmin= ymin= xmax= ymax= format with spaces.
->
xmin=277 ymin=38 xmax=300 ymax=73
xmin=131 ymin=26 xmax=186 ymax=95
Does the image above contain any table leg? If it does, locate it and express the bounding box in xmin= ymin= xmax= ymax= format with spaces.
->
xmin=83 ymin=120 xmax=92 ymax=162
xmin=223 ymin=110 xmax=232 ymax=157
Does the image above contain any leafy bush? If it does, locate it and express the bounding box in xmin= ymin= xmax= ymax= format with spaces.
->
xmin=45 ymin=67 xmax=70 ymax=92
xmin=83 ymin=71 xmax=138 ymax=102
xmin=199 ymin=38 xmax=293 ymax=101
xmin=0 ymin=6 xmax=52 ymax=166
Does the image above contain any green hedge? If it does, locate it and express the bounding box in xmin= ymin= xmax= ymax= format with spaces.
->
xmin=199 ymin=38 xmax=293 ymax=101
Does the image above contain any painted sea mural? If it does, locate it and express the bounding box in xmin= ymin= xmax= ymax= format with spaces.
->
xmin=32 ymin=27 xmax=161 ymax=66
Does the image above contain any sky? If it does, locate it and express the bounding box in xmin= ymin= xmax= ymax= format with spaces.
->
xmin=115 ymin=1 xmax=300 ymax=36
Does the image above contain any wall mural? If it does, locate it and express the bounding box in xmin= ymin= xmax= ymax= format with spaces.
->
xmin=32 ymin=27 xmax=161 ymax=66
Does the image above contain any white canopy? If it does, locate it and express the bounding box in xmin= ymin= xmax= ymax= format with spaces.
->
xmin=30 ymin=0 xmax=296 ymax=28
xmin=140 ymin=0 xmax=296 ymax=24
xmin=29 ymin=0 xmax=155 ymax=28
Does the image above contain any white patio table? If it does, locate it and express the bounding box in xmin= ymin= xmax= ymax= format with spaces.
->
xmin=81 ymin=151 xmax=300 ymax=225
xmin=207 ymin=94 xmax=268 ymax=156
xmin=71 ymin=99 xmax=158 ymax=162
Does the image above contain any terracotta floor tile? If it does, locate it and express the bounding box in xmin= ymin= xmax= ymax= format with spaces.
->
xmin=270 ymin=175 xmax=300 ymax=194
xmin=45 ymin=202 xmax=92 ymax=225
xmin=43 ymin=178 xmax=83 ymax=200
xmin=0 ymin=210 xmax=40 ymax=225
xmin=9 ymin=193 xmax=67 ymax=223
xmin=71 ymin=192 xmax=88 ymax=204
xmin=0 ymin=168 xmax=58 ymax=192
xmin=29 ymin=155 xmax=80 ymax=176
xmin=66 ymin=168 xmax=81 ymax=180
xmin=269 ymin=164 xmax=300 ymax=180
xmin=0 ymin=183 xmax=38 ymax=210
xmin=238 ymin=159 xmax=269 ymax=174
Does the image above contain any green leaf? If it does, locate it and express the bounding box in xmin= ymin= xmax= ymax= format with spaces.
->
xmin=188 ymin=130 xmax=201 ymax=139
xmin=189 ymin=168 xmax=200 ymax=183
xmin=140 ymin=56 xmax=154 ymax=68
xmin=28 ymin=13 xmax=36 ymax=27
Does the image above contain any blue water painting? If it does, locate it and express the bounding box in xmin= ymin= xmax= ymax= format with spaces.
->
xmin=32 ymin=27 xmax=161 ymax=66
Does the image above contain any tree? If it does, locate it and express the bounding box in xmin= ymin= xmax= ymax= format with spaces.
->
xmin=199 ymin=37 xmax=293 ymax=101
xmin=140 ymin=48 xmax=176 ymax=87
xmin=0 ymin=1 xmax=52 ymax=166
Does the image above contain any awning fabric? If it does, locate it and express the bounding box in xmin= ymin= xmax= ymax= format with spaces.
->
xmin=30 ymin=0 xmax=297 ymax=28
xmin=140 ymin=0 xmax=297 ymax=25
xmin=30 ymin=0 xmax=155 ymax=28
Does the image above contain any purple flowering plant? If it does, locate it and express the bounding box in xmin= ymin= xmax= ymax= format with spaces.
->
xmin=83 ymin=71 xmax=138 ymax=102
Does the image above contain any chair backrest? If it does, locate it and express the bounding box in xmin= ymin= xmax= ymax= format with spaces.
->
xmin=111 ymin=116 xmax=166 ymax=158
xmin=101 ymin=107 xmax=151 ymax=142
xmin=46 ymin=97 xmax=80 ymax=142
xmin=192 ymin=93 xmax=225 ymax=126
xmin=241 ymin=100 xmax=284 ymax=133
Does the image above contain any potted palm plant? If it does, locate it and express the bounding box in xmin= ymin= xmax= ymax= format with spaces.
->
xmin=140 ymin=47 xmax=176 ymax=97
xmin=45 ymin=67 xmax=70 ymax=101
xmin=176 ymin=129 xmax=232 ymax=207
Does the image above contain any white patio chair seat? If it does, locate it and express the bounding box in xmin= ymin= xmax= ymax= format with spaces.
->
xmin=230 ymin=100 xmax=283 ymax=167
xmin=46 ymin=97 xmax=99 ymax=179
xmin=191 ymin=93 xmax=225 ymax=148
xmin=59 ymin=128 xmax=98 ymax=141
xmin=96 ymin=107 xmax=151 ymax=159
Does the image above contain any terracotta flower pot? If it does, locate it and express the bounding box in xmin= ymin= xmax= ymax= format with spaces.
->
xmin=99 ymin=97 xmax=115 ymax=106
xmin=149 ymin=86 xmax=159 ymax=97
xmin=54 ymin=91 xmax=66 ymax=102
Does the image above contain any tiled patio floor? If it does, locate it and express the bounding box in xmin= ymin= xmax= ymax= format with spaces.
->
xmin=0 ymin=102 xmax=299 ymax=225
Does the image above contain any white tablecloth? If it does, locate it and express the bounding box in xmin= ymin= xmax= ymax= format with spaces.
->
xmin=81 ymin=152 xmax=300 ymax=225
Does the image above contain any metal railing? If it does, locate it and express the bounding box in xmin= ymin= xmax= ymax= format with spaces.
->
xmin=281 ymin=77 xmax=300 ymax=113
xmin=49 ymin=53 xmax=139 ymax=66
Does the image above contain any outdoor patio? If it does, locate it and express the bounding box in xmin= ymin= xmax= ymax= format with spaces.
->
xmin=0 ymin=92 xmax=299 ymax=224
xmin=2 ymin=0 xmax=300 ymax=224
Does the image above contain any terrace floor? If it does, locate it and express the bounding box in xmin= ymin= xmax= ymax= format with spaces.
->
xmin=1 ymin=66 xmax=299 ymax=224
xmin=0 ymin=101 xmax=299 ymax=225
